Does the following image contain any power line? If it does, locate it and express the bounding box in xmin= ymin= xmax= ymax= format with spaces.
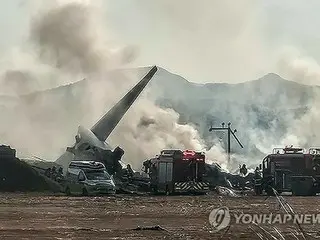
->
xmin=209 ymin=122 xmax=244 ymax=165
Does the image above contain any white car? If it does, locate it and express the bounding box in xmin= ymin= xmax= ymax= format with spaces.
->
xmin=64 ymin=161 xmax=116 ymax=196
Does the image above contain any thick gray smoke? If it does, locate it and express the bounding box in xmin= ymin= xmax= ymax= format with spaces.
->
xmin=232 ymin=47 xmax=320 ymax=163
xmin=30 ymin=1 xmax=135 ymax=74
xmin=108 ymin=100 xmax=229 ymax=170
xmin=276 ymin=48 xmax=320 ymax=148
xmin=9 ymin=0 xmax=320 ymax=174
xmin=0 ymin=1 xmax=228 ymax=170
xmin=3 ymin=0 xmax=319 ymax=175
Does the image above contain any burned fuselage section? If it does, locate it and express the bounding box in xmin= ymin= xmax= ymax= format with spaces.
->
xmin=65 ymin=126 xmax=124 ymax=176
xmin=56 ymin=66 xmax=158 ymax=172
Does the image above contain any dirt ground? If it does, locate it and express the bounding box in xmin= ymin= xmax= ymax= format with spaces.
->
xmin=0 ymin=193 xmax=319 ymax=239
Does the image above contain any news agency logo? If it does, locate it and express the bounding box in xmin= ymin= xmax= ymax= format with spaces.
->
xmin=209 ymin=206 xmax=320 ymax=232
xmin=208 ymin=207 xmax=231 ymax=232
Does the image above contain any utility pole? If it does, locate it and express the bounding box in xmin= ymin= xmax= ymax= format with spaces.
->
xmin=209 ymin=122 xmax=244 ymax=165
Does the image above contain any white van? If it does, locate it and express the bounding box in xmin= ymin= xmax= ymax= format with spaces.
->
xmin=64 ymin=161 xmax=116 ymax=196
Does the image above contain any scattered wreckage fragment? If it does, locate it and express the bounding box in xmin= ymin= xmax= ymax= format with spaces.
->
xmin=204 ymin=162 xmax=255 ymax=191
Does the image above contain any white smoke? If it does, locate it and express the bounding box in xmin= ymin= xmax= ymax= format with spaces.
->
xmin=277 ymin=47 xmax=320 ymax=85
xmin=276 ymin=48 xmax=320 ymax=148
xmin=238 ymin=47 xmax=320 ymax=160
xmin=109 ymin=100 xmax=213 ymax=169
xmin=0 ymin=1 xmax=229 ymax=170
xmin=0 ymin=1 xmax=138 ymax=157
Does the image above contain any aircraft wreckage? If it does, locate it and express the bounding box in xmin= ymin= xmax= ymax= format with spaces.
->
xmin=53 ymin=64 xmax=253 ymax=195
xmin=1 ymin=66 xmax=319 ymax=198
xmin=56 ymin=66 xmax=158 ymax=169
xmin=0 ymin=65 xmax=256 ymax=194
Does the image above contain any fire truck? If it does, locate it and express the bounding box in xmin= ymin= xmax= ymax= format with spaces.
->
xmin=143 ymin=149 xmax=210 ymax=194
xmin=254 ymin=146 xmax=320 ymax=196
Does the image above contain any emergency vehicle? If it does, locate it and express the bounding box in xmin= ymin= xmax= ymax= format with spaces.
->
xmin=254 ymin=146 xmax=320 ymax=196
xmin=145 ymin=150 xmax=210 ymax=194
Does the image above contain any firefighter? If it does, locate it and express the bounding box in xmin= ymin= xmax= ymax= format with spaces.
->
xmin=143 ymin=160 xmax=151 ymax=173
xmin=239 ymin=164 xmax=248 ymax=176
xmin=254 ymin=167 xmax=261 ymax=178
xmin=127 ymin=164 xmax=134 ymax=178
xmin=254 ymin=167 xmax=263 ymax=195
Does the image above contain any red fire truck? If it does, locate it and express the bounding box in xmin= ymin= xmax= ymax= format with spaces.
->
xmin=143 ymin=149 xmax=210 ymax=194
xmin=255 ymin=146 xmax=320 ymax=196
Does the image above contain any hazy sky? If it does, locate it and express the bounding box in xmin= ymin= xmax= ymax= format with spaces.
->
xmin=1 ymin=0 xmax=320 ymax=83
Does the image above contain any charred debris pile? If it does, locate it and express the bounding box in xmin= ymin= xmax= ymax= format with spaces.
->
xmin=0 ymin=144 xmax=255 ymax=195
xmin=0 ymin=145 xmax=60 ymax=192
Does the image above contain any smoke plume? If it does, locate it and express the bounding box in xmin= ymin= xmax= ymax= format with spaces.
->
xmin=276 ymin=48 xmax=320 ymax=148
xmin=7 ymin=0 xmax=320 ymax=173
xmin=0 ymin=1 xmax=229 ymax=170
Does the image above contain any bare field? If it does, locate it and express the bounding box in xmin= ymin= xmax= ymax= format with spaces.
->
xmin=0 ymin=193 xmax=319 ymax=239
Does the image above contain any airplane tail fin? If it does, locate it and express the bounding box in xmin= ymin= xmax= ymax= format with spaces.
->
xmin=91 ymin=65 xmax=158 ymax=141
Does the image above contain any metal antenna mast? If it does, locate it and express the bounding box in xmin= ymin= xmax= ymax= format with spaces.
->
xmin=209 ymin=122 xmax=244 ymax=165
